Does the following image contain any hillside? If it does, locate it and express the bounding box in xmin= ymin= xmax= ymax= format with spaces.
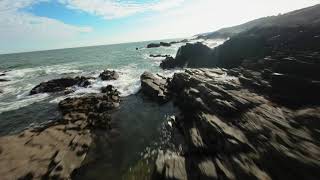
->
xmin=197 ymin=4 xmax=320 ymax=39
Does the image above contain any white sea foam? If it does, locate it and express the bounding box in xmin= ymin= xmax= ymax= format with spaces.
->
xmin=0 ymin=93 xmax=49 ymax=114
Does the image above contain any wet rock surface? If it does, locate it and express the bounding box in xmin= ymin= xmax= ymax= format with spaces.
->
xmin=30 ymin=76 xmax=92 ymax=95
xmin=140 ymin=72 xmax=170 ymax=103
xmin=0 ymin=86 xmax=120 ymax=180
xmin=154 ymin=66 xmax=320 ymax=180
xmin=99 ymin=70 xmax=119 ymax=81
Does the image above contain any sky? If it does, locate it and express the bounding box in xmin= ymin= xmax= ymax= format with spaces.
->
xmin=0 ymin=0 xmax=319 ymax=54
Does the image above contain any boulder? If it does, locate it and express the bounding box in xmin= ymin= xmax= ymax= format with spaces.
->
xmin=140 ymin=72 xmax=170 ymax=103
xmin=160 ymin=43 xmax=212 ymax=69
xmin=30 ymin=76 xmax=91 ymax=95
xmin=160 ymin=56 xmax=176 ymax=69
xmin=99 ymin=70 xmax=119 ymax=81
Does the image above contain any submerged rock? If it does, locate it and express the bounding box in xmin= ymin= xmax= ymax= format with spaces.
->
xmin=99 ymin=70 xmax=119 ymax=81
xmin=149 ymin=54 xmax=170 ymax=58
xmin=30 ymin=76 xmax=91 ymax=95
xmin=140 ymin=72 xmax=170 ymax=103
xmin=0 ymin=79 xmax=9 ymax=82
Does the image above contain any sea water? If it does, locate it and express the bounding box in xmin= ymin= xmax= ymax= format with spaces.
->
xmin=0 ymin=39 xmax=222 ymax=179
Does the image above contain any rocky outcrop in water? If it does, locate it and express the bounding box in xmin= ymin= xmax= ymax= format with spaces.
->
xmin=149 ymin=54 xmax=171 ymax=58
xmin=30 ymin=76 xmax=91 ymax=95
xmin=0 ymin=86 xmax=120 ymax=180
xmin=140 ymin=72 xmax=170 ymax=103
xmin=153 ymin=66 xmax=320 ymax=180
xmin=147 ymin=42 xmax=171 ymax=48
xmin=99 ymin=70 xmax=119 ymax=81
xmin=0 ymin=79 xmax=9 ymax=82
xmin=160 ymin=42 xmax=212 ymax=69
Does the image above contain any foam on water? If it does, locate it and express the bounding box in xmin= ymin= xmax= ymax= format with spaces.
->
xmin=0 ymin=93 xmax=49 ymax=114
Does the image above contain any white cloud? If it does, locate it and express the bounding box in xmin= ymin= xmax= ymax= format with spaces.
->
xmin=0 ymin=0 xmax=92 ymax=54
xmin=58 ymin=0 xmax=185 ymax=19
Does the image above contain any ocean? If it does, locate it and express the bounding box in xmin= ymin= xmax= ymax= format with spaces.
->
xmin=0 ymin=39 xmax=222 ymax=179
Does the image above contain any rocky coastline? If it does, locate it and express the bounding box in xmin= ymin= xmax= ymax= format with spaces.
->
xmin=1 ymin=4 xmax=320 ymax=180
xmin=0 ymin=71 xmax=121 ymax=179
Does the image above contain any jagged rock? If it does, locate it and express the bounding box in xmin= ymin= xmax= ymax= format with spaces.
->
xmin=0 ymin=85 xmax=121 ymax=179
xmin=140 ymin=72 xmax=170 ymax=103
xmin=30 ymin=76 xmax=91 ymax=95
xmin=99 ymin=70 xmax=119 ymax=81
xmin=59 ymin=94 xmax=120 ymax=115
xmin=160 ymin=43 xmax=212 ymax=69
xmin=160 ymin=56 xmax=176 ymax=69
xmin=156 ymin=68 xmax=320 ymax=180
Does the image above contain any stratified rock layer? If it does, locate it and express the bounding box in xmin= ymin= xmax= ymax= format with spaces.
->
xmin=140 ymin=72 xmax=170 ymax=103
xmin=0 ymin=86 xmax=120 ymax=180
xmin=154 ymin=68 xmax=320 ymax=180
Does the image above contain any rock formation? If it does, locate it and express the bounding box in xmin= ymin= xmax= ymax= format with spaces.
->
xmin=147 ymin=42 xmax=171 ymax=48
xmin=30 ymin=76 xmax=91 ymax=95
xmin=140 ymin=72 xmax=170 ymax=103
xmin=0 ymin=86 xmax=120 ymax=179
xmin=99 ymin=70 xmax=119 ymax=81
xmin=160 ymin=42 xmax=212 ymax=69
xmin=153 ymin=67 xmax=320 ymax=180
xmin=149 ymin=54 xmax=170 ymax=58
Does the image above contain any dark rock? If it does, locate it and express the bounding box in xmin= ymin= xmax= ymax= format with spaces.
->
xmin=272 ymin=58 xmax=320 ymax=80
xmin=160 ymin=56 xmax=176 ymax=69
xmin=30 ymin=76 xmax=91 ymax=95
xmin=156 ymin=68 xmax=320 ymax=180
xmin=0 ymin=73 xmax=5 ymax=76
xmin=59 ymin=93 xmax=120 ymax=115
xmin=140 ymin=72 xmax=170 ymax=103
xmin=99 ymin=70 xmax=119 ymax=81
xmin=147 ymin=42 xmax=171 ymax=48
xmin=0 ymin=79 xmax=9 ymax=82
xmin=87 ymin=112 xmax=111 ymax=130
xmin=160 ymin=43 xmax=212 ymax=69
xmin=160 ymin=42 xmax=171 ymax=47
xmin=149 ymin=54 xmax=170 ymax=58
xmin=147 ymin=43 xmax=161 ymax=48
xmin=270 ymin=73 xmax=320 ymax=105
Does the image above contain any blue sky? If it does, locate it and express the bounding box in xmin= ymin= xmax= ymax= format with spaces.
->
xmin=0 ymin=0 xmax=319 ymax=54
